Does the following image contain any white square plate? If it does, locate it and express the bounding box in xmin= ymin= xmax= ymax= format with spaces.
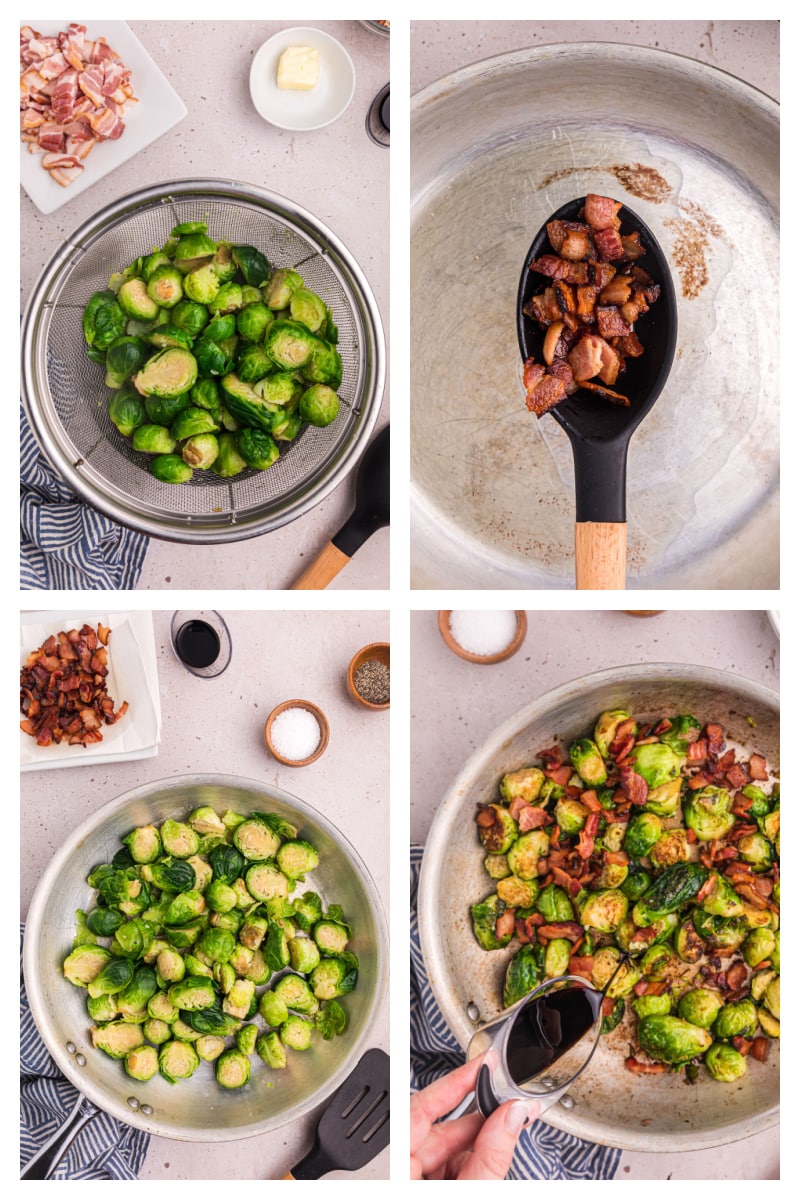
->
xmin=20 ymin=20 xmax=187 ymax=215
xmin=20 ymin=610 xmax=162 ymax=771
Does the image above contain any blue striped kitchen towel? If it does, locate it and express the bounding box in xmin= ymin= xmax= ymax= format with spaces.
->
xmin=20 ymin=927 xmax=150 ymax=1179
xmin=410 ymin=845 xmax=621 ymax=1180
xmin=20 ymin=405 xmax=148 ymax=591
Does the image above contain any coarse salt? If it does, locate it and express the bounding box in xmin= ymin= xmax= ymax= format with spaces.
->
xmin=270 ymin=706 xmax=321 ymax=761
xmin=449 ymin=611 xmax=518 ymax=657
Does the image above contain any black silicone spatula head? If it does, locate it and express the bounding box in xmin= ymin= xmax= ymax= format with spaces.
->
xmin=516 ymin=197 xmax=677 ymax=523
xmin=287 ymin=1048 xmax=390 ymax=1179
xmin=332 ymin=425 xmax=390 ymax=557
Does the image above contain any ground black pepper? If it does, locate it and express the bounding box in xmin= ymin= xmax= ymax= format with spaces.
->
xmin=353 ymin=659 xmax=390 ymax=705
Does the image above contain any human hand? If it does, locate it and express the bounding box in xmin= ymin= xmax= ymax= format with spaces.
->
xmin=410 ymin=1055 xmax=540 ymax=1180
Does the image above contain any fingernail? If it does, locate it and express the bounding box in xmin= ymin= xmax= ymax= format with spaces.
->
xmin=504 ymin=1101 xmax=531 ymax=1135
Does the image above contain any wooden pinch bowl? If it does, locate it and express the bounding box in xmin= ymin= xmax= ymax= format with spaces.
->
xmin=264 ymin=699 xmax=330 ymax=766
xmin=438 ymin=611 xmax=528 ymax=664
xmin=346 ymin=642 xmax=390 ymax=711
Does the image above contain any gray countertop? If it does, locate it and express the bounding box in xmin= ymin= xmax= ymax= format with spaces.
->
xmin=412 ymin=607 xmax=779 ymax=1179
xmin=21 ymin=608 xmax=389 ymax=1179
xmin=21 ymin=20 xmax=389 ymax=591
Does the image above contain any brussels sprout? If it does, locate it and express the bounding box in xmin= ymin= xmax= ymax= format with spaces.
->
xmin=180 ymin=433 xmax=218 ymax=470
xmin=678 ymin=988 xmax=724 ymax=1029
xmin=631 ymin=992 xmax=672 ymax=1020
xmin=205 ymin=843 xmax=244 ymax=883
xmin=197 ymin=927 xmax=235 ymax=964
xmin=620 ymin=864 xmax=652 ymax=902
xmin=682 ymin=786 xmax=735 ymax=842
xmin=594 ymin=860 xmax=629 ymax=890
xmin=254 ymin=371 xmax=304 ymax=410
xmin=167 ymin=299 xmax=208 ymax=337
xmin=675 ymin=915 xmax=707 ymax=962
xmin=705 ymin=1041 xmax=747 ymax=1082
xmin=209 ymin=282 xmax=243 ymax=315
xmin=276 ymin=839 xmax=319 ymax=881
xmin=593 ymin=710 xmax=635 ymax=757
xmin=503 ymin=831 xmax=547 ymax=880
xmin=762 ymin=977 xmax=779 ymax=1021
xmin=632 ymin=863 xmax=707 ymax=927
xmin=285 ymin=936 xmax=319 ymax=975
xmin=164 ymin=890 xmax=206 ymax=926
xmin=742 ymin=927 xmax=776 ymax=968
xmin=83 ymin=291 xmax=127 ymax=350
xmin=232 ymin=1023 xmax=258 ymax=1057
xmin=497 ymin=875 xmax=538 ymax=908
xmin=170 ymin=407 xmax=219 ymax=441
xmin=131 ymin=425 xmax=177 ymax=455
xmin=159 ymin=1039 xmax=200 ymax=1083
xmin=259 ymin=990 xmax=290 ymax=1028
xmin=140 ymin=1017 xmax=171 ymax=1045
xmin=205 ymin=879 xmax=238 ymax=913
xmin=244 ymin=862 xmax=288 ymax=903
xmin=227 ymin=243 xmax=270 ymax=287
xmin=165 ymin=918 xmax=208 ymax=950
xmin=649 ymin=829 xmax=691 ymax=869
xmin=168 ymin=976 xmax=217 ymax=1012
xmin=236 ymin=343 xmax=275 ymax=383
xmin=144 ymin=392 xmax=191 ymax=426
xmin=193 ymin=1034 xmax=225 ymax=1062
xmin=293 ymin=891 xmax=324 ymax=932
xmin=238 ymin=919 xmax=268 ymax=958
xmin=148 ymin=991 xmax=178 ymax=1023
xmin=237 ymin=301 xmax=274 ymax=343
xmin=229 ymin=428 xmax=278 ymax=472
xmin=117 ymin=966 xmax=158 ymax=1015
xmin=156 ymin=947 xmax=187 ymax=985
xmin=118 ymin=278 xmax=159 ymax=321
xmin=222 ymin=978 xmax=256 ymax=1020
xmin=713 ymin=999 xmax=759 ymax=1041
xmin=204 ymin=316 xmax=236 ymax=345
xmin=289 ymin=288 xmax=327 ymax=333
xmin=697 ymin=872 xmax=744 ymax=919
xmin=108 ymin=387 xmax=146 ymax=437
xmin=171 ymin=1017 xmax=202 ymax=1041
xmin=91 ymin=1022 xmax=145 ymax=1060
xmin=217 ymin=373 xmax=277 ymax=432
xmin=616 ymin=913 xmax=678 ymax=955
xmin=477 ymin=805 xmax=519 ymax=855
xmin=313 ymin=920 xmax=350 ymax=957
xmin=150 ymin=454 xmax=192 ymax=483
xmin=301 ymin=337 xmax=342 ymax=387
xmin=554 ymin=797 xmax=589 ymax=835
xmin=194 ymin=335 xmax=233 ymax=376
xmin=174 ymin=231 xmax=217 ymax=271
xmin=134 ymin=347 xmax=198 ymax=399
xmin=146 ymin=325 xmax=194 ymax=350
xmin=85 ymin=906 xmax=125 ymax=937
xmin=536 ymin=884 xmax=575 ymax=923
xmin=274 ymin=972 xmax=320 ymax=1013
xmin=104 ymin=336 xmax=148 ymax=389
xmin=265 ymin=268 xmax=304 ymax=309
xmin=758 ymin=1009 xmax=780 ymax=1038
xmin=578 ymin=889 xmax=628 ymax=933
xmin=544 ymin=938 xmax=572 ymax=979
xmin=499 ymin=768 xmax=545 ymax=805
xmin=183 ymin=263 xmax=221 ymax=306
xmin=738 ymin=833 xmax=773 ymax=872
xmin=484 ymin=853 xmax=511 ymax=881
xmin=257 ymin=1030 xmax=287 ymax=1069
xmin=273 ymin=410 xmax=305 ymax=443
xmin=211 ymin=431 xmax=248 ymax=477
xmin=629 ymin=743 xmax=683 ymax=790
xmin=310 ymin=958 xmax=358 ymax=1001
xmin=569 ymin=738 xmax=607 ymax=786
xmin=265 ymin=319 xmax=320 ymax=370
xmin=147 ymin=265 xmax=183 ymax=309
xmin=161 ymin=819 xmax=201 ymax=859
xmin=189 ymin=377 xmax=222 ymax=417
xmin=658 ymin=714 xmax=702 ymax=755
xmin=640 ymin=944 xmax=677 ymax=980
xmin=637 ymin=1015 xmax=713 ymax=1064
xmin=642 ymin=778 xmax=682 ymax=818
xmin=591 ymin=946 xmax=622 ymax=990
xmin=281 ymin=1015 xmax=313 ymax=1051
xmin=86 ymin=994 xmax=119 ymax=1023
xmin=87 ymin=957 xmax=135 ymax=998
xmin=63 ymin=945 xmax=113 ymax=987
xmin=621 ymin=812 xmax=661 ymax=859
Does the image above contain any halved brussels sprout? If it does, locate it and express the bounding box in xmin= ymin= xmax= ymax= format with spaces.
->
xmin=290 ymin=288 xmax=327 ymax=332
xmin=118 ymin=278 xmax=159 ymax=322
xmin=299 ymin=384 xmax=340 ymax=427
xmin=159 ymin=1039 xmax=200 ymax=1083
xmin=134 ymin=347 xmax=198 ymax=399
xmin=184 ymin=263 xmax=221 ymax=305
xmin=683 ymin=786 xmax=735 ymax=842
xmin=506 ymin=830 xmax=550 ymax=880
xmin=91 ymin=1022 xmax=145 ymax=1060
xmin=147 ymin=265 xmax=184 ymax=309
xmin=593 ymin=709 xmax=634 ymax=757
xmin=265 ymin=268 xmax=303 ymax=310
xmin=499 ymin=768 xmax=545 ymax=805
xmin=569 ymin=738 xmax=607 ymax=786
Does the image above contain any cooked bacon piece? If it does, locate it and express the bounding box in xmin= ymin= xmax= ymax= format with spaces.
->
xmin=584 ymin=193 xmax=622 ymax=231
xmin=530 ymin=255 xmax=588 ymax=285
xmin=599 ymin=276 xmax=631 ymax=306
xmin=620 ymin=232 xmax=646 ymax=260
xmin=725 ymin=763 xmax=749 ymax=790
xmin=561 ymin=229 xmax=591 ymax=260
xmin=726 ymin=962 xmax=748 ymax=991
xmin=596 ymin=306 xmax=632 ymax=339
xmin=577 ymin=811 xmax=601 ymax=860
xmin=593 ymin=227 xmax=624 ymax=260
xmin=537 ymin=921 xmax=584 ymax=942
xmin=42 ymin=152 xmax=82 ymax=171
xmin=705 ymin=723 xmax=725 ymax=753
xmin=748 ymin=753 xmax=768 ymax=781
xmin=548 ymin=357 xmax=579 ymax=396
xmin=597 ymin=341 xmax=622 ymax=386
xmin=522 ymin=359 xmax=545 ymax=393
xmin=568 ymin=334 xmax=605 ymax=382
xmin=525 ymin=370 xmax=567 ymax=418
xmin=619 ymin=765 xmax=649 ymax=806
xmin=751 ymin=1038 xmax=769 ymax=1063
xmin=518 ymin=805 xmax=552 ymax=832
xmin=581 ymin=790 xmax=602 ymax=813
xmin=579 ymin=380 xmax=631 ymax=406
xmin=495 ymin=909 xmax=516 ymax=939
xmin=586 ymin=261 xmax=617 ymax=289
xmin=625 ymin=1058 xmax=666 ymax=1075
xmin=568 ymin=955 xmax=595 ymax=980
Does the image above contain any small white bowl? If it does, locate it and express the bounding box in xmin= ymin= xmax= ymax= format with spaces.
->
xmin=250 ymin=27 xmax=356 ymax=132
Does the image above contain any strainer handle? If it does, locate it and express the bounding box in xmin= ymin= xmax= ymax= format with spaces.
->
xmin=291 ymin=542 xmax=350 ymax=590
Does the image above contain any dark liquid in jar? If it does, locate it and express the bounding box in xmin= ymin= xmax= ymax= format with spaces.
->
xmin=506 ymin=987 xmax=603 ymax=1083
xmin=175 ymin=620 xmax=220 ymax=669
xmin=379 ymin=94 xmax=390 ymax=131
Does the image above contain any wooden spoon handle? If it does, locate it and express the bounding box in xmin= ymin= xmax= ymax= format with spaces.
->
xmin=574 ymin=522 xmax=627 ymax=589
xmin=291 ymin=542 xmax=351 ymax=590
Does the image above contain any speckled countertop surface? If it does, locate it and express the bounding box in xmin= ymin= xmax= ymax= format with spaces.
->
xmin=411 ymin=19 xmax=778 ymax=99
xmin=21 ymin=609 xmax=389 ymax=1179
xmin=412 ymin=608 xmax=779 ymax=1180
xmin=21 ymin=20 xmax=389 ymax=591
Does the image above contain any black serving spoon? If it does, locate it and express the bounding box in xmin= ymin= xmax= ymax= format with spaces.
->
xmin=517 ymin=198 xmax=676 ymax=589
xmin=291 ymin=425 xmax=390 ymax=589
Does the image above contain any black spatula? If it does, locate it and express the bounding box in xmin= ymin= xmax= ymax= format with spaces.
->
xmin=284 ymin=1048 xmax=390 ymax=1179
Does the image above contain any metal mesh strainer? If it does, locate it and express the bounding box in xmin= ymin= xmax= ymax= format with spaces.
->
xmin=22 ymin=179 xmax=385 ymax=543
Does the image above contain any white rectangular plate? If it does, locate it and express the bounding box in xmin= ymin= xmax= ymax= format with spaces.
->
xmin=20 ymin=609 xmax=162 ymax=771
xmin=20 ymin=20 xmax=187 ymax=215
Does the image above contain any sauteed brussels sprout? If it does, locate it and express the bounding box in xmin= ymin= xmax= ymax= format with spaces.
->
xmin=63 ymin=806 xmax=356 ymax=1089
xmin=81 ymin=222 xmax=345 ymax=484
xmin=470 ymin=709 xmax=779 ymax=1084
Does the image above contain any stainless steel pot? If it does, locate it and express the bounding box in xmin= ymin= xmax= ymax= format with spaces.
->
xmin=23 ymin=775 xmax=388 ymax=1145
xmin=418 ymin=664 xmax=779 ymax=1151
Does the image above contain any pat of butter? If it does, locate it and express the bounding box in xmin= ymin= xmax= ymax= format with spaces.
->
xmin=276 ymin=46 xmax=319 ymax=91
